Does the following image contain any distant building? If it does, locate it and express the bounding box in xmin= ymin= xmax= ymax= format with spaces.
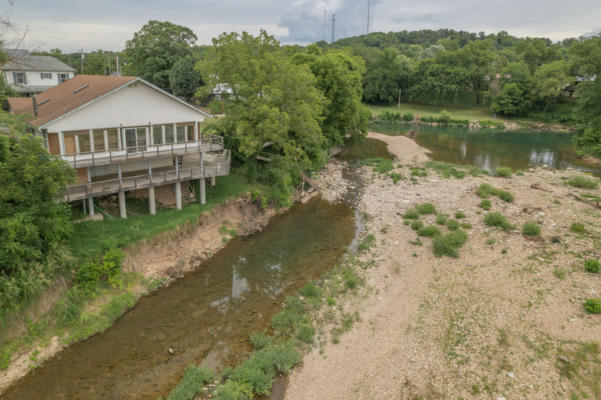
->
xmin=7 ymin=75 xmax=230 ymax=218
xmin=1 ymin=49 xmax=77 ymax=96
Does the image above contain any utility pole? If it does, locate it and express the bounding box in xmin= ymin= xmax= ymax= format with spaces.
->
xmin=367 ymin=0 xmax=371 ymax=34
xmin=80 ymin=49 xmax=84 ymax=74
xmin=116 ymin=55 xmax=120 ymax=76
xmin=331 ymin=13 xmax=336 ymax=43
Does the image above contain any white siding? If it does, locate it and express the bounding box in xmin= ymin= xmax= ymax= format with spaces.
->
xmin=45 ymin=82 xmax=205 ymax=132
xmin=3 ymin=70 xmax=74 ymax=88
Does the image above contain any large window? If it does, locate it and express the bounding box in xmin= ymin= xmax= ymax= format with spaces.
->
xmin=78 ymin=132 xmax=91 ymax=153
xmin=107 ymin=129 xmax=119 ymax=150
xmin=153 ymin=125 xmax=163 ymax=145
xmin=13 ymin=72 xmax=26 ymax=84
xmin=93 ymin=130 xmax=105 ymax=151
xmin=164 ymin=125 xmax=174 ymax=144
xmin=176 ymin=125 xmax=186 ymax=143
xmin=40 ymin=72 xmax=52 ymax=79
xmin=63 ymin=131 xmax=90 ymax=154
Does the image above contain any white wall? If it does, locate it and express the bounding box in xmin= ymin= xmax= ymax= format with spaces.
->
xmin=2 ymin=70 xmax=74 ymax=88
xmin=45 ymin=81 xmax=206 ymax=132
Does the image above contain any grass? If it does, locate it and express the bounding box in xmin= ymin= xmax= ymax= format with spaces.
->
xmin=166 ymin=365 xmax=214 ymax=400
xmin=71 ymin=175 xmax=262 ymax=258
xmin=570 ymin=222 xmax=587 ymax=234
xmin=358 ymin=234 xmax=376 ymax=252
xmin=410 ymin=220 xmax=424 ymax=231
xmin=415 ymin=203 xmax=436 ymax=215
xmin=368 ymin=103 xmax=500 ymax=122
xmin=484 ymin=212 xmax=514 ymax=231
xmin=522 ymin=222 xmax=542 ymax=236
xmin=436 ymin=214 xmax=448 ymax=225
xmin=584 ymin=259 xmax=600 ymax=274
xmin=432 ymin=230 xmax=469 ymax=258
xmin=417 ymin=225 xmax=442 ymax=238
xmin=454 ymin=211 xmax=466 ymax=219
xmin=359 ymin=157 xmax=394 ymax=174
xmin=583 ymin=299 xmax=601 ymax=314
xmin=477 ymin=183 xmax=514 ymax=203
xmin=567 ymin=175 xmax=599 ymax=189
xmin=479 ymin=199 xmax=491 ymax=211
xmin=496 ymin=167 xmax=513 ymax=177
xmin=445 ymin=219 xmax=460 ymax=231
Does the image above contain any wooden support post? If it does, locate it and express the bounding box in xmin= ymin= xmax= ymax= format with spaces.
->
xmin=148 ymin=186 xmax=156 ymax=215
xmin=118 ymin=191 xmax=127 ymax=219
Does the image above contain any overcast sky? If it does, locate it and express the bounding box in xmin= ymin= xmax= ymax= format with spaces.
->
xmin=3 ymin=0 xmax=601 ymax=53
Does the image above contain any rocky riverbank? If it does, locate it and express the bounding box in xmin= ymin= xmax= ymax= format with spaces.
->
xmin=286 ymin=148 xmax=601 ymax=399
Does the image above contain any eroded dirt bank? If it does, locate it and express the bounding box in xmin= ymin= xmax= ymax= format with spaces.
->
xmin=287 ymin=150 xmax=601 ymax=399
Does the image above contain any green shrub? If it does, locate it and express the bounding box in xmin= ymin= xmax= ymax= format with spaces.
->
xmin=460 ymin=223 xmax=472 ymax=230
xmin=215 ymin=381 xmax=253 ymax=400
xmin=250 ymin=333 xmax=273 ymax=350
xmin=522 ymin=222 xmax=542 ymax=236
xmin=567 ymin=175 xmax=599 ymax=189
xmin=296 ymin=324 xmax=315 ymax=344
xmin=496 ymin=167 xmax=513 ymax=177
xmin=479 ymin=199 xmax=491 ymax=210
xmin=454 ymin=211 xmax=466 ymax=219
xmin=403 ymin=208 xmax=420 ymax=220
xmin=271 ymin=308 xmax=306 ymax=337
xmin=360 ymin=158 xmax=394 ymax=174
xmin=388 ymin=172 xmax=403 ymax=183
xmin=497 ymin=190 xmax=514 ymax=203
xmin=484 ymin=213 xmax=514 ymax=231
xmin=477 ymin=183 xmax=494 ymax=198
xmin=76 ymin=248 xmax=124 ymax=293
xmin=0 ymin=349 xmax=11 ymax=371
xmin=415 ymin=203 xmax=437 ymax=215
xmin=570 ymin=222 xmax=587 ymax=234
xmin=167 ymin=365 xmax=214 ymax=400
xmin=425 ymin=162 xmax=467 ymax=179
xmin=485 ymin=238 xmax=496 ymax=246
xmin=445 ymin=219 xmax=460 ymax=231
xmin=584 ymin=259 xmax=601 ymax=274
xmin=432 ymin=230 xmax=468 ymax=258
xmin=342 ymin=267 xmax=360 ymax=290
xmin=417 ymin=225 xmax=441 ymax=238
xmin=300 ymin=282 xmax=321 ymax=298
xmin=436 ymin=214 xmax=448 ymax=225
xmin=583 ymin=298 xmax=601 ymax=314
xmin=410 ymin=220 xmax=424 ymax=231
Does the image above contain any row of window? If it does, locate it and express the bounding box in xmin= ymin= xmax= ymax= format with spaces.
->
xmin=12 ymin=72 xmax=70 ymax=85
xmin=56 ymin=124 xmax=198 ymax=155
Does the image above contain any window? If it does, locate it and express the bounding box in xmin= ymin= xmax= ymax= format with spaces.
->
xmin=152 ymin=125 xmax=163 ymax=145
xmin=164 ymin=125 xmax=174 ymax=144
xmin=13 ymin=72 xmax=26 ymax=85
xmin=186 ymin=124 xmax=195 ymax=141
xmin=40 ymin=72 xmax=52 ymax=79
xmin=107 ymin=129 xmax=119 ymax=150
xmin=63 ymin=131 xmax=90 ymax=154
xmin=78 ymin=132 xmax=91 ymax=153
xmin=93 ymin=130 xmax=105 ymax=151
xmin=58 ymin=73 xmax=70 ymax=83
xmin=176 ymin=126 xmax=186 ymax=143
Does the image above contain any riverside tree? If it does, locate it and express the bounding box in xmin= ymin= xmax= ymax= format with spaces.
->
xmin=0 ymin=112 xmax=74 ymax=314
xmin=123 ymin=20 xmax=197 ymax=90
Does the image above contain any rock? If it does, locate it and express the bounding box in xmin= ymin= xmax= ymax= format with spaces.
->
xmin=508 ymin=372 xmax=515 ymax=379
xmin=168 ymin=347 xmax=175 ymax=355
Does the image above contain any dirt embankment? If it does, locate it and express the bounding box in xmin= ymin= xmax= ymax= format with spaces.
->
xmin=367 ymin=131 xmax=430 ymax=163
xmin=0 ymin=196 xmax=282 ymax=395
xmin=286 ymin=149 xmax=601 ymax=399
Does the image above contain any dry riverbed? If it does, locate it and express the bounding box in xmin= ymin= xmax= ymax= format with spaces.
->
xmin=286 ymin=152 xmax=601 ymax=399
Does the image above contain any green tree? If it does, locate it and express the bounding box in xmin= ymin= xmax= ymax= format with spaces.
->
xmin=0 ymin=112 xmax=74 ymax=312
xmin=123 ymin=20 xmax=197 ymax=90
xmin=490 ymin=83 xmax=531 ymax=116
xmin=293 ymin=46 xmax=370 ymax=146
xmin=571 ymin=36 xmax=601 ymax=156
xmin=169 ymin=56 xmax=202 ymax=101
xmin=531 ymin=60 xmax=570 ymax=110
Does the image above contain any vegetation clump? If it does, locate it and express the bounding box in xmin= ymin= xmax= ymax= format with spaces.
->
xmin=436 ymin=214 xmax=448 ymax=225
xmin=522 ymin=222 xmax=542 ymax=236
xmin=476 ymin=183 xmax=514 ymax=202
xmin=410 ymin=220 xmax=424 ymax=231
xmin=432 ymin=230 xmax=469 ymax=258
xmin=360 ymin=158 xmax=394 ymax=174
xmin=417 ymin=225 xmax=442 ymax=238
xmin=415 ymin=203 xmax=437 ymax=215
xmin=479 ymin=199 xmax=492 ymax=211
xmin=484 ymin=212 xmax=514 ymax=231
xmin=570 ymin=222 xmax=587 ymax=234
xmin=567 ymin=175 xmax=599 ymax=189
xmin=496 ymin=167 xmax=513 ymax=177
xmin=445 ymin=219 xmax=461 ymax=231
xmin=167 ymin=365 xmax=214 ymax=400
xmin=584 ymin=259 xmax=600 ymax=274
xmin=583 ymin=298 xmax=601 ymax=314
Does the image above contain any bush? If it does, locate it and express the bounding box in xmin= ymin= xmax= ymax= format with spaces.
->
xmin=445 ymin=219 xmax=460 ymax=231
xmin=417 ymin=225 xmax=441 ymax=238
xmin=570 ymin=222 xmax=587 ymax=233
xmin=410 ymin=220 xmax=424 ymax=231
xmin=585 ymin=259 xmax=601 ymax=273
xmin=583 ymin=298 xmax=601 ymax=314
xmin=479 ymin=200 xmax=491 ymax=210
xmin=300 ymin=282 xmax=321 ymax=298
xmin=567 ymin=175 xmax=599 ymax=189
xmin=522 ymin=222 xmax=542 ymax=236
xmin=167 ymin=365 xmax=214 ymax=400
xmin=296 ymin=324 xmax=315 ymax=344
xmin=403 ymin=209 xmax=420 ymax=220
xmin=432 ymin=230 xmax=468 ymax=258
xmin=484 ymin=213 xmax=514 ymax=231
xmin=497 ymin=190 xmax=514 ymax=203
xmin=436 ymin=214 xmax=448 ymax=225
xmin=454 ymin=211 xmax=466 ymax=219
xmin=250 ymin=333 xmax=273 ymax=350
xmin=496 ymin=167 xmax=513 ymax=177
xmin=476 ymin=183 xmax=513 ymax=202
xmin=415 ymin=203 xmax=436 ymax=215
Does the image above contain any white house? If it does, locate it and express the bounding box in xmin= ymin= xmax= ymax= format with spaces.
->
xmin=1 ymin=49 xmax=76 ymax=96
xmin=7 ymin=74 xmax=230 ymax=218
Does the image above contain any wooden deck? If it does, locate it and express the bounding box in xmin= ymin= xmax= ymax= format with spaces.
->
xmin=64 ymin=151 xmax=230 ymax=202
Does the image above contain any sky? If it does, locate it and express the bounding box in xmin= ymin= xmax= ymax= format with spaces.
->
xmin=2 ymin=0 xmax=601 ymax=53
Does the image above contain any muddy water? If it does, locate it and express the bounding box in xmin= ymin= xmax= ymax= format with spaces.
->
xmin=3 ymin=198 xmax=356 ymax=400
xmin=338 ymin=138 xmax=394 ymax=162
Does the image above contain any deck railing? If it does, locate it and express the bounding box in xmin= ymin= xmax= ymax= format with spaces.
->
xmin=61 ymin=135 xmax=224 ymax=168
xmin=64 ymin=150 xmax=231 ymax=202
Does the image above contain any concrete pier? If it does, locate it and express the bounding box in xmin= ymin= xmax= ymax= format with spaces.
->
xmin=148 ymin=186 xmax=156 ymax=215
xmin=200 ymin=178 xmax=206 ymax=205
xmin=175 ymin=181 xmax=182 ymax=210
xmin=118 ymin=191 xmax=127 ymax=219
xmin=211 ymin=175 xmax=215 ymax=186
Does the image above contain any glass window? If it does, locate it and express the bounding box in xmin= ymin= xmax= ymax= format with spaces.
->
xmin=93 ymin=130 xmax=105 ymax=151
xmin=107 ymin=129 xmax=119 ymax=150
xmin=186 ymin=124 xmax=195 ymax=141
xmin=152 ymin=125 xmax=162 ymax=145
xmin=58 ymin=73 xmax=70 ymax=83
xmin=40 ymin=72 xmax=52 ymax=79
xmin=165 ymin=125 xmax=174 ymax=144
xmin=176 ymin=126 xmax=186 ymax=143
xmin=13 ymin=72 xmax=26 ymax=84
xmin=136 ymin=128 xmax=147 ymax=147
xmin=78 ymin=132 xmax=91 ymax=153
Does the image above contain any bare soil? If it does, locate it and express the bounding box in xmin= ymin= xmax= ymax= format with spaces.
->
xmin=286 ymin=148 xmax=601 ymax=399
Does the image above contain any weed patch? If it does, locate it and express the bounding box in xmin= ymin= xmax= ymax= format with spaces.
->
xmin=522 ymin=222 xmax=542 ymax=236
xmin=583 ymin=299 xmax=601 ymax=314
xmin=496 ymin=167 xmax=512 ymax=177
xmin=484 ymin=212 xmax=514 ymax=231
xmin=585 ymin=259 xmax=600 ymax=273
xmin=418 ymin=225 xmax=442 ymax=238
xmin=567 ymin=175 xmax=599 ymax=189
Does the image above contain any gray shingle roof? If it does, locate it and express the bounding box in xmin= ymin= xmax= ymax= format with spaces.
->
xmin=1 ymin=49 xmax=76 ymax=72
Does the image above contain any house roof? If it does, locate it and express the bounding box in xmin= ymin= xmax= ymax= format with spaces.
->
xmin=7 ymin=74 xmax=211 ymax=128
xmin=1 ymin=49 xmax=76 ymax=72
